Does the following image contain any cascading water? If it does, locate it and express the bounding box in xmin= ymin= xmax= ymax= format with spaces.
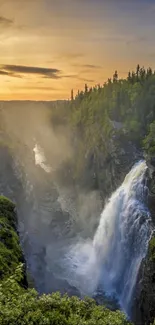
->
xmin=33 ymin=143 xmax=52 ymax=173
xmin=64 ymin=161 xmax=152 ymax=316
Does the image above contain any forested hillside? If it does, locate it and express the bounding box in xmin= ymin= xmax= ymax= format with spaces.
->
xmin=50 ymin=65 xmax=155 ymax=197
xmin=69 ymin=65 xmax=155 ymax=159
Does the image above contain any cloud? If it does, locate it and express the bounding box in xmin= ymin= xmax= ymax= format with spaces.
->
xmin=62 ymin=74 xmax=95 ymax=83
xmin=0 ymin=70 xmax=10 ymax=76
xmin=0 ymin=64 xmax=93 ymax=82
xmin=82 ymin=64 xmax=102 ymax=69
xmin=78 ymin=77 xmax=95 ymax=83
xmin=0 ymin=70 xmax=22 ymax=78
xmin=0 ymin=64 xmax=62 ymax=79
xmin=73 ymin=63 xmax=102 ymax=69
xmin=0 ymin=16 xmax=14 ymax=26
xmin=22 ymin=86 xmax=59 ymax=91
xmin=63 ymin=74 xmax=79 ymax=79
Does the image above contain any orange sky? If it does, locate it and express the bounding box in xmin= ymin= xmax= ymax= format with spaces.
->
xmin=0 ymin=0 xmax=155 ymax=100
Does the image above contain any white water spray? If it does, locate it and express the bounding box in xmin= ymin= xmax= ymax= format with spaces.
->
xmin=64 ymin=161 xmax=152 ymax=315
xmin=33 ymin=144 xmax=52 ymax=173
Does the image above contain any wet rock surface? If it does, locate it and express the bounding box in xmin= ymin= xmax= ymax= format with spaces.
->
xmin=131 ymin=158 xmax=155 ymax=325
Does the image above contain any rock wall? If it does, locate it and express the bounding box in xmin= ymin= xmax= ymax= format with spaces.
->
xmin=132 ymin=235 xmax=155 ymax=325
xmin=131 ymin=162 xmax=155 ymax=325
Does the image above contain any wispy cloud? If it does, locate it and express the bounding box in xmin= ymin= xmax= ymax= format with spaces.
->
xmin=78 ymin=77 xmax=95 ymax=83
xmin=19 ymin=86 xmax=59 ymax=91
xmin=63 ymin=74 xmax=95 ymax=83
xmin=0 ymin=69 xmax=22 ymax=78
xmin=73 ymin=63 xmax=102 ymax=69
xmin=0 ymin=64 xmax=62 ymax=79
xmin=0 ymin=70 xmax=10 ymax=76
xmin=0 ymin=16 xmax=14 ymax=27
xmin=0 ymin=64 xmax=94 ymax=82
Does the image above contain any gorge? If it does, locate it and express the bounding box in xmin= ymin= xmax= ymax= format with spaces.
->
xmin=1 ymin=67 xmax=155 ymax=325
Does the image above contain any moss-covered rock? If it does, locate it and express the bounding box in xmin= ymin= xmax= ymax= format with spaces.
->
xmin=0 ymin=196 xmax=17 ymax=230
xmin=0 ymin=196 xmax=27 ymax=287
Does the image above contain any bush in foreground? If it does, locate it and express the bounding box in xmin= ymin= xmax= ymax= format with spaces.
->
xmin=0 ymin=264 xmax=132 ymax=325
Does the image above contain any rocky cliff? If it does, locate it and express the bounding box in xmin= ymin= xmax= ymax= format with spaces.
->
xmin=131 ymin=160 xmax=155 ymax=325
xmin=131 ymin=234 xmax=155 ymax=325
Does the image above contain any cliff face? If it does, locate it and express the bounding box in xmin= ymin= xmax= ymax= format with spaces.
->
xmin=131 ymin=235 xmax=155 ymax=325
xmin=90 ymin=136 xmax=141 ymax=198
xmin=131 ymin=163 xmax=155 ymax=325
xmin=63 ymin=130 xmax=142 ymax=202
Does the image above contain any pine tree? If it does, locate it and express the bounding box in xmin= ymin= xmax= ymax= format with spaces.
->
xmin=136 ymin=64 xmax=140 ymax=80
xmin=139 ymin=67 xmax=146 ymax=81
xmin=71 ymin=89 xmax=74 ymax=101
xmin=131 ymin=71 xmax=136 ymax=83
xmin=127 ymin=71 xmax=131 ymax=82
xmin=147 ymin=67 xmax=153 ymax=78
xmin=85 ymin=84 xmax=88 ymax=93
xmin=113 ymin=70 xmax=118 ymax=82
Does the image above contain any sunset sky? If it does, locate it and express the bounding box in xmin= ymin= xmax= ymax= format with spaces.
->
xmin=0 ymin=0 xmax=155 ymax=100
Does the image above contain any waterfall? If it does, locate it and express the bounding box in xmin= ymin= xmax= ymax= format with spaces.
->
xmin=64 ymin=161 xmax=152 ymax=316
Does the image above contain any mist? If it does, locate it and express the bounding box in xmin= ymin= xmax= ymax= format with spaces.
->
xmin=0 ymin=101 xmax=102 ymax=294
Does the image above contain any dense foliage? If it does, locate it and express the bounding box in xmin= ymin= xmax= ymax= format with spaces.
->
xmin=143 ymin=121 xmax=155 ymax=156
xmin=69 ymin=65 xmax=155 ymax=156
xmin=70 ymin=65 xmax=155 ymax=135
xmin=0 ymin=265 xmax=132 ymax=325
xmin=0 ymin=196 xmax=23 ymax=280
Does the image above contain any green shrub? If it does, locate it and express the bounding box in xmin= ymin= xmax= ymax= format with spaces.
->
xmin=0 ymin=265 xmax=132 ymax=325
xmin=0 ymin=196 xmax=23 ymax=280
xmin=0 ymin=196 xmax=17 ymax=229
